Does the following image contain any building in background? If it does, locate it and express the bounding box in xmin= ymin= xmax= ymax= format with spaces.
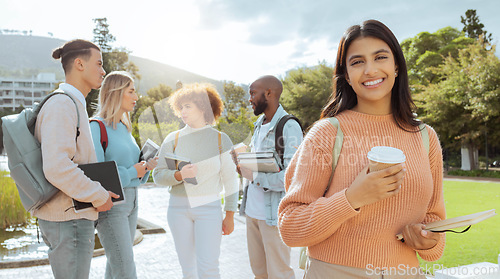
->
xmin=0 ymin=73 xmax=60 ymax=111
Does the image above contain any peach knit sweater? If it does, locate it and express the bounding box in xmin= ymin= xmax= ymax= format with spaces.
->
xmin=278 ymin=110 xmax=445 ymax=269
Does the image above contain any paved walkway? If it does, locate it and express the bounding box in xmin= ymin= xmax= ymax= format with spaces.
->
xmin=1 ymin=177 xmax=498 ymax=278
xmin=0 ymin=184 xmax=305 ymax=278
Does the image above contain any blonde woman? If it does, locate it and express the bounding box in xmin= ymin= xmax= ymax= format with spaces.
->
xmin=153 ymin=83 xmax=239 ymax=279
xmin=91 ymin=71 xmax=158 ymax=279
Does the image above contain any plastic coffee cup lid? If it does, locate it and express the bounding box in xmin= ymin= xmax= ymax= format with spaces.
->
xmin=367 ymin=146 xmax=406 ymax=164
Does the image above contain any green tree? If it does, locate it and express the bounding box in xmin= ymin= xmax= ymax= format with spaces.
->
xmin=222 ymin=81 xmax=248 ymax=120
xmin=92 ymin=18 xmax=115 ymax=52
xmin=217 ymin=107 xmax=256 ymax=145
xmin=461 ymin=9 xmax=493 ymax=43
xmin=401 ymin=27 xmax=474 ymax=88
xmin=87 ymin=17 xmax=140 ymax=117
xmin=217 ymin=82 xmax=255 ymax=144
xmin=281 ymin=62 xmax=333 ymax=129
xmin=131 ymin=83 xmax=178 ymax=146
xmin=418 ymin=41 xmax=500 ymax=169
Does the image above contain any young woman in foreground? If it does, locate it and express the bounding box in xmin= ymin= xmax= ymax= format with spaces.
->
xmin=278 ymin=20 xmax=445 ymax=278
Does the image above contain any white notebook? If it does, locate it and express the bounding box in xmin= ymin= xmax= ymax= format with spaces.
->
xmin=396 ymin=209 xmax=496 ymax=240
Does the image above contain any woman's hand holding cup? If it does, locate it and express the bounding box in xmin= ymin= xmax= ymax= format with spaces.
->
xmin=345 ymin=146 xmax=406 ymax=210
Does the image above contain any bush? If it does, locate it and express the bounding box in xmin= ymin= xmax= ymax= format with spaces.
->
xmin=447 ymin=169 xmax=500 ymax=179
xmin=0 ymin=171 xmax=30 ymax=228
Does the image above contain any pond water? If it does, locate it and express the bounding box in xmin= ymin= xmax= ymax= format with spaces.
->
xmin=0 ymin=220 xmax=48 ymax=262
xmin=0 ymin=219 xmax=105 ymax=263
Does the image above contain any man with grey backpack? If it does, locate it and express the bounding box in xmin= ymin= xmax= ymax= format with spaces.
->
xmin=6 ymin=39 xmax=117 ymax=279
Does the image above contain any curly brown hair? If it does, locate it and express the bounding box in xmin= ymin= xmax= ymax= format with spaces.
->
xmin=169 ymin=83 xmax=224 ymax=125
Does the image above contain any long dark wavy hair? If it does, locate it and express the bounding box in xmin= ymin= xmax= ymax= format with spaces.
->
xmin=320 ymin=19 xmax=421 ymax=131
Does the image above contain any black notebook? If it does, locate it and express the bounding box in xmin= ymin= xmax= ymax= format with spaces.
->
xmin=73 ymin=161 xmax=125 ymax=213
xmin=164 ymin=153 xmax=198 ymax=185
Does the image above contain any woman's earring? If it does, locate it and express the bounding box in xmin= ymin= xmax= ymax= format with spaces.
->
xmin=395 ymin=72 xmax=398 ymax=77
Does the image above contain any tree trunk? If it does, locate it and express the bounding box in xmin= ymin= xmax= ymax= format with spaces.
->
xmin=461 ymin=144 xmax=479 ymax=170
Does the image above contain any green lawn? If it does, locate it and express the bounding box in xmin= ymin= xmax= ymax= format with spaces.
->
xmin=419 ymin=180 xmax=500 ymax=273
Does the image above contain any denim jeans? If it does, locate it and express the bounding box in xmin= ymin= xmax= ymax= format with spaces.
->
xmin=96 ymin=187 xmax=138 ymax=279
xmin=38 ymin=218 xmax=95 ymax=279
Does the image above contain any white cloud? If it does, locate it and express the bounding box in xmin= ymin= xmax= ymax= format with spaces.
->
xmin=0 ymin=0 xmax=499 ymax=84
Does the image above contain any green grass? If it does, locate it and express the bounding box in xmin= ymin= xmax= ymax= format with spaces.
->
xmin=0 ymin=171 xmax=30 ymax=228
xmin=419 ymin=180 xmax=500 ymax=273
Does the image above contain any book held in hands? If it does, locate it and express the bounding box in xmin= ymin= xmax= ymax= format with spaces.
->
xmin=73 ymin=161 xmax=125 ymax=213
xmin=164 ymin=152 xmax=197 ymax=185
xmin=140 ymin=139 xmax=159 ymax=162
xmin=396 ymin=209 xmax=496 ymax=240
xmin=237 ymin=151 xmax=281 ymax=173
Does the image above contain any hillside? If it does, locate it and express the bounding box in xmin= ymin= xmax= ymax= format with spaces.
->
xmin=129 ymin=56 xmax=224 ymax=93
xmin=0 ymin=34 xmax=227 ymax=93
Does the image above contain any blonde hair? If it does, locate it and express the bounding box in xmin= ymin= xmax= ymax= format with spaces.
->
xmin=169 ymin=83 xmax=224 ymax=125
xmin=96 ymin=71 xmax=134 ymax=131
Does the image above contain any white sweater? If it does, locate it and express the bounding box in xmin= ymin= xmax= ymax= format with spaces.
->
xmin=153 ymin=125 xmax=239 ymax=211
xmin=34 ymin=88 xmax=109 ymax=221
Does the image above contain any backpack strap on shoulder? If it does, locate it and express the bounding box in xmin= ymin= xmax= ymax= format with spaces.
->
xmin=90 ymin=119 xmax=108 ymax=152
xmin=173 ymin=131 xmax=180 ymax=152
xmin=419 ymin=123 xmax=429 ymax=154
xmin=218 ymin=132 xmax=222 ymax=155
xmin=28 ymin=91 xmax=81 ymax=141
xmin=275 ymin=114 xmax=303 ymax=166
xmin=326 ymin=117 xmax=343 ymax=194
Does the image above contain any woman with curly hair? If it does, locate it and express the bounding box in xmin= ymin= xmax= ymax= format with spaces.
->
xmin=153 ymin=83 xmax=239 ymax=279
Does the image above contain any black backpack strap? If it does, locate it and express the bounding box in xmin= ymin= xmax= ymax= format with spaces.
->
xmin=275 ymin=114 xmax=303 ymax=166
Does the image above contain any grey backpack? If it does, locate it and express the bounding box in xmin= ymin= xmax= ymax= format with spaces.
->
xmin=1 ymin=91 xmax=80 ymax=213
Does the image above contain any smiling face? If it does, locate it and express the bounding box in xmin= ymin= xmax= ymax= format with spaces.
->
xmin=345 ymin=36 xmax=398 ymax=114
xmin=120 ymin=82 xmax=138 ymax=113
xmin=180 ymin=101 xmax=206 ymax=128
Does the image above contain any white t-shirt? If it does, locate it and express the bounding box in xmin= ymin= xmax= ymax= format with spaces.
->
xmin=245 ymin=122 xmax=271 ymax=220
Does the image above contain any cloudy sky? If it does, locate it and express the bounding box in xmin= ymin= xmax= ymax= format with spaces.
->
xmin=1 ymin=0 xmax=499 ymax=84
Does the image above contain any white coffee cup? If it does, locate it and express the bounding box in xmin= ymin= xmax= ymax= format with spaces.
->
xmin=367 ymin=146 xmax=406 ymax=172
